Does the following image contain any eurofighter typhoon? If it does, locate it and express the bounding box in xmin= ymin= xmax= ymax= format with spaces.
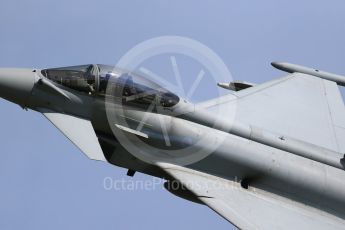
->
xmin=1 ymin=62 xmax=345 ymax=229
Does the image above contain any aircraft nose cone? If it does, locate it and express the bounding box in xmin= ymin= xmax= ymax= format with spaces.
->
xmin=0 ymin=68 xmax=36 ymax=107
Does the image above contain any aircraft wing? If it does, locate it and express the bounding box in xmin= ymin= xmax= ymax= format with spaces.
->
xmin=41 ymin=110 xmax=106 ymax=161
xmin=205 ymin=73 xmax=345 ymax=153
xmin=158 ymin=163 xmax=345 ymax=230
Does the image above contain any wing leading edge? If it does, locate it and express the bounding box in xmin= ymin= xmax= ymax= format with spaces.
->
xmin=157 ymin=163 xmax=345 ymax=230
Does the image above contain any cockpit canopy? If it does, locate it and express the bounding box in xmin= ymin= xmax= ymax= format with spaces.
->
xmin=41 ymin=64 xmax=179 ymax=108
xmin=41 ymin=64 xmax=96 ymax=93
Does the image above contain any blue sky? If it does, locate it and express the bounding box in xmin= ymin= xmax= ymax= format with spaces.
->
xmin=1 ymin=0 xmax=345 ymax=229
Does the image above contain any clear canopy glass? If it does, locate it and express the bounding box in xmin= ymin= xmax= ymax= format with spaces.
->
xmin=41 ymin=64 xmax=180 ymax=108
xmin=41 ymin=64 xmax=96 ymax=94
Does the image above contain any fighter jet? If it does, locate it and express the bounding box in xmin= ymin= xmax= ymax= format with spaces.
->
xmin=0 ymin=62 xmax=345 ymax=229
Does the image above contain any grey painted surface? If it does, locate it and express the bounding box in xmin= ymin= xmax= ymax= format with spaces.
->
xmin=1 ymin=64 xmax=345 ymax=229
xmin=1 ymin=1 xmax=345 ymax=229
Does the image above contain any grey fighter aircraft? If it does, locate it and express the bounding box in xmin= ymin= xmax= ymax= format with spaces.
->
xmin=1 ymin=62 xmax=345 ymax=229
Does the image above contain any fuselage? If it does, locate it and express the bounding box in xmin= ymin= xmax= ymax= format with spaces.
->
xmin=0 ymin=64 xmax=344 ymax=221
